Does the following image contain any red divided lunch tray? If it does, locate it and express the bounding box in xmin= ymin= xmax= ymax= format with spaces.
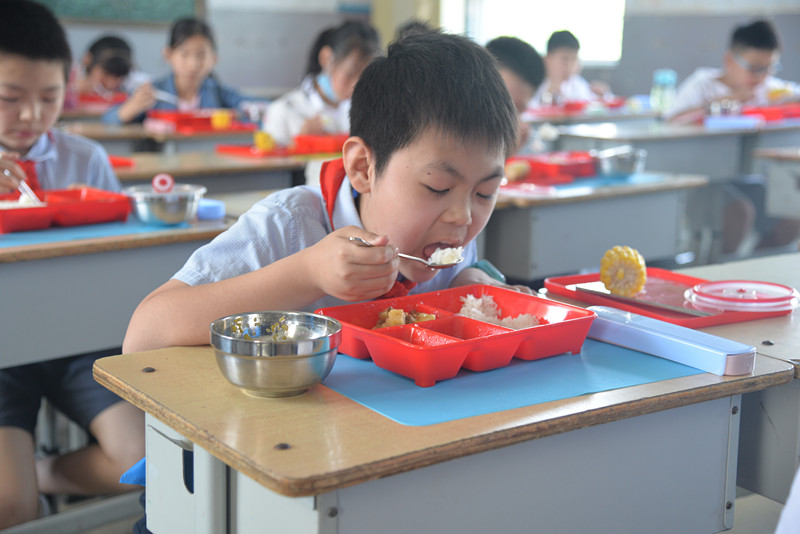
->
xmin=544 ymin=267 xmax=794 ymax=329
xmin=741 ymin=103 xmax=800 ymax=122
xmin=316 ymin=284 xmax=596 ymax=387
xmin=505 ymin=151 xmax=596 ymax=185
xmin=216 ymin=134 xmax=349 ymax=158
xmin=144 ymin=110 xmax=256 ymax=134
xmin=0 ymin=188 xmax=130 ymax=233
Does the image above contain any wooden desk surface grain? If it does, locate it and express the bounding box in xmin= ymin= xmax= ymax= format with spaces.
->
xmin=495 ymin=173 xmax=708 ymax=209
xmin=94 ymin=346 xmax=793 ymax=498
xmin=115 ymin=151 xmax=310 ymax=181
xmin=62 ymin=122 xmax=254 ymax=142
xmin=0 ymin=218 xmax=234 ymax=264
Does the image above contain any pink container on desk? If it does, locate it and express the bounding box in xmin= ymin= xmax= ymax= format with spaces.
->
xmin=316 ymin=285 xmax=596 ymax=387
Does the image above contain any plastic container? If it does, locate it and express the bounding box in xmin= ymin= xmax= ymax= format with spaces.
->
xmin=685 ymin=280 xmax=799 ymax=313
xmin=0 ymin=188 xmax=130 ymax=233
xmin=544 ymin=268 xmax=795 ymax=328
xmin=649 ymin=69 xmax=677 ymax=116
xmin=316 ymin=284 xmax=596 ymax=387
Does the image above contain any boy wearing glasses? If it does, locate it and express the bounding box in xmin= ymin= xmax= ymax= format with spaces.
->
xmin=667 ymin=19 xmax=798 ymax=123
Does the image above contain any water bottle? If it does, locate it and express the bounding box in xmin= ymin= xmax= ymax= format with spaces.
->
xmin=649 ymin=69 xmax=677 ymax=117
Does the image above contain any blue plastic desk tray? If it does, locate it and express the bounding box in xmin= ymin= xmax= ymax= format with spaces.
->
xmin=0 ymin=220 xmax=189 ymax=248
xmin=323 ymin=338 xmax=704 ymax=426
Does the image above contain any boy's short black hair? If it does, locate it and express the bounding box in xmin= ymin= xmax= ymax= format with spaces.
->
xmin=547 ymin=30 xmax=580 ymax=54
xmin=87 ymin=36 xmax=133 ymax=78
xmin=350 ymin=31 xmax=518 ymax=176
xmin=486 ymin=37 xmax=544 ymax=90
xmin=730 ymin=20 xmax=780 ymax=52
xmin=0 ymin=0 xmax=72 ymax=79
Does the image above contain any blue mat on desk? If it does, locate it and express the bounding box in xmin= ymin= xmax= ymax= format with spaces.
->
xmin=0 ymin=220 xmax=189 ymax=248
xmin=322 ymin=338 xmax=704 ymax=426
xmin=556 ymin=173 xmax=668 ymax=191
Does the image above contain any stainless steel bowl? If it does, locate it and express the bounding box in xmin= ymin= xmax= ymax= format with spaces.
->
xmin=593 ymin=145 xmax=648 ymax=176
xmin=210 ymin=311 xmax=342 ymax=398
xmin=124 ymin=184 xmax=207 ymax=225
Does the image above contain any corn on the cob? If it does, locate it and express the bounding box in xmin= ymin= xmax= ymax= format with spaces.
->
xmin=600 ymin=245 xmax=647 ymax=297
xmin=254 ymin=131 xmax=275 ymax=152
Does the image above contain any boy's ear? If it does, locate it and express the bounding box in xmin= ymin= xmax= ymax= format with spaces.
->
xmin=343 ymin=136 xmax=374 ymax=194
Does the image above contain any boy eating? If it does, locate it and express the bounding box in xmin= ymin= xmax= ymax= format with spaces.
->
xmin=0 ymin=1 xmax=143 ymax=527
xmin=123 ymin=30 xmax=530 ymax=353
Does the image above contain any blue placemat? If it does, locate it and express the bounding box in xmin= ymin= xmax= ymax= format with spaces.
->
xmin=322 ymin=338 xmax=704 ymax=426
xmin=555 ymin=173 xmax=668 ymax=191
xmin=0 ymin=220 xmax=189 ymax=248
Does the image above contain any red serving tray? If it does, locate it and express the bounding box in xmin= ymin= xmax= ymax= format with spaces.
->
xmin=505 ymin=151 xmax=596 ymax=185
xmin=108 ymin=155 xmax=134 ymax=168
xmin=77 ymin=92 xmax=127 ymax=104
xmin=0 ymin=188 xmax=130 ymax=233
xmin=316 ymin=284 xmax=596 ymax=387
xmin=544 ymin=267 xmax=793 ymax=328
xmin=216 ymin=133 xmax=348 ymax=158
xmin=741 ymin=104 xmax=800 ymax=121
xmin=145 ymin=110 xmax=256 ymax=134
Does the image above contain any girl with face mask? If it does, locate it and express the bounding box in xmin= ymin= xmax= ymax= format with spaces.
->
xmin=263 ymin=21 xmax=381 ymax=146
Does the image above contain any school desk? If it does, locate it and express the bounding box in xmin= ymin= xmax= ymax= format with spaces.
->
xmin=0 ymin=218 xmax=233 ymax=370
xmin=60 ymin=122 xmax=254 ymax=156
xmin=677 ymin=253 xmax=800 ymax=505
xmin=523 ymin=107 xmax=656 ymax=127
xmin=93 ymin=324 xmax=793 ymax=533
xmin=754 ymin=147 xmax=800 ymax=219
xmin=59 ymin=106 xmax=107 ymax=122
xmin=113 ymin=151 xmax=313 ymax=192
xmin=482 ymin=172 xmax=708 ymax=281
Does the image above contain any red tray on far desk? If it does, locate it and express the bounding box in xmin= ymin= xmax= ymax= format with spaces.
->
xmin=0 ymin=188 xmax=130 ymax=233
xmin=544 ymin=267 xmax=792 ymax=328
xmin=216 ymin=134 xmax=348 ymax=158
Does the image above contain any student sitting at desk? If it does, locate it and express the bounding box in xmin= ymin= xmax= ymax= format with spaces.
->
xmin=666 ymin=19 xmax=800 ymax=124
xmin=263 ymin=20 xmax=381 ymax=146
xmin=667 ymin=19 xmax=800 ymax=253
xmin=530 ymin=30 xmax=611 ymax=107
xmin=0 ymin=1 xmax=144 ymax=528
xmin=123 ymin=30 xmax=531 ymax=354
xmin=486 ymin=36 xmax=544 ymax=153
xmin=103 ymin=18 xmax=252 ymax=124
xmin=74 ymin=35 xmax=150 ymax=101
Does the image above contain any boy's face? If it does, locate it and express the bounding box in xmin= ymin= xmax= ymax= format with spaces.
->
xmin=499 ymin=67 xmax=536 ymax=113
xmin=545 ymin=48 xmax=580 ymax=85
xmin=165 ymin=35 xmax=217 ymax=89
xmin=0 ymin=54 xmax=64 ymax=153
xmin=725 ymin=48 xmax=779 ymax=92
xmin=88 ymin=64 xmax=125 ymax=92
xmin=353 ymin=128 xmax=505 ymax=284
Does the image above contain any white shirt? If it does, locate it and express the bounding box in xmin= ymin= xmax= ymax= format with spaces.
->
xmin=3 ymin=129 xmax=121 ymax=192
xmin=530 ymin=74 xmax=595 ymax=106
xmin=775 ymin=465 xmax=800 ymax=534
xmin=666 ymin=67 xmax=800 ymax=120
xmin=173 ymin=179 xmax=476 ymax=313
xmin=263 ymin=76 xmax=351 ymax=146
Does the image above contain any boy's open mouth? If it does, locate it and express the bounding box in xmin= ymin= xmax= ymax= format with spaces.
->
xmin=422 ymin=242 xmax=459 ymax=261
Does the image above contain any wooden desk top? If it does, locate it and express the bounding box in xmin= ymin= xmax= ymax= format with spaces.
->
xmin=114 ymin=152 xmax=309 ymax=181
xmin=62 ymin=122 xmax=254 ymax=142
xmin=495 ymin=173 xmax=708 ymax=209
xmin=678 ymin=253 xmax=800 ymax=373
xmin=523 ymin=109 xmax=656 ymax=126
xmin=559 ymin=119 xmax=800 ymax=142
xmin=0 ymin=218 xmax=234 ymax=264
xmin=754 ymin=147 xmax=800 ymax=162
xmin=94 ymin=345 xmax=792 ymax=498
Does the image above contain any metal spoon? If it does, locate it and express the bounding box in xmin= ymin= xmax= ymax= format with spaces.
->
xmin=348 ymin=236 xmax=463 ymax=269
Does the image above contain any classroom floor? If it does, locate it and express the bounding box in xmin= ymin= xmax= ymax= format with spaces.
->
xmin=66 ymin=487 xmax=784 ymax=533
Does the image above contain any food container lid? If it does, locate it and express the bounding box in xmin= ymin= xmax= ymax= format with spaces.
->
xmin=685 ymin=280 xmax=799 ymax=312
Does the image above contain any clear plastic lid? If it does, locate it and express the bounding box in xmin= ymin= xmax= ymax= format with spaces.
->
xmin=685 ymin=280 xmax=799 ymax=312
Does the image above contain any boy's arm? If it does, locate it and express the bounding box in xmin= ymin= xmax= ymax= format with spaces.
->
xmin=123 ymin=227 xmax=401 ymax=353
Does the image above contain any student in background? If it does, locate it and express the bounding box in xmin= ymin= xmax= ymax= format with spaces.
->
xmin=75 ymin=35 xmax=150 ymax=98
xmin=486 ymin=36 xmax=544 ymax=153
xmin=103 ymin=18 xmax=252 ymax=124
xmin=263 ymin=20 xmax=381 ymax=146
xmin=668 ymin=19 xmax=800 ymax=253
xmin=531 ymin=30 xmax=611 ymax=106
xmin=666 ymin=19 xmax=799 ymax=123
xmin=123 ymin=30 xmax=531 ymax=354
xmin=0 ymin=1 xmax=143 ymax=527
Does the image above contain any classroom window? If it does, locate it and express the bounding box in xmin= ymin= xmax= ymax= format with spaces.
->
xmin=451 ymin=0 xmax=626 ymax=65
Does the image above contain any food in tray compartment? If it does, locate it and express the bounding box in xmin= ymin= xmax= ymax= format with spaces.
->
xmin=0 ymin=197 xmax=43 ymax=209
xmin=374 ymin=307 xmax=437 ymax=329
xmin=428 ymin=246 xmax=463 ymax=265
xmin=458 ymin=294 xmax=539 ymax=330
xmin=599 ymin=245 xmax=647 ymax=297
xmin=504 ymin=159 xmax=530 ymax=182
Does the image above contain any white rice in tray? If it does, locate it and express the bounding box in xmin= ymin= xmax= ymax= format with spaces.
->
xmin=458 ymin=294 xmax=539 ymax=329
